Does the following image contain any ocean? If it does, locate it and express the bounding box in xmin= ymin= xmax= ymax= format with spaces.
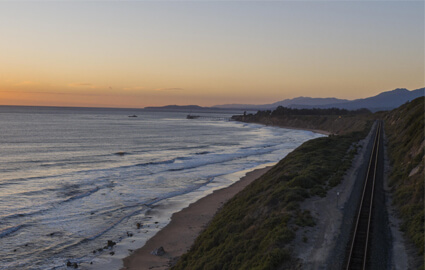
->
xmin=0 ymin=106 xmax=323 ymax=269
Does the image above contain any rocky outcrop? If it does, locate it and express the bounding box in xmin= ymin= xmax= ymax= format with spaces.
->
xmin=151 ymin=246 xmax=165 ymax=256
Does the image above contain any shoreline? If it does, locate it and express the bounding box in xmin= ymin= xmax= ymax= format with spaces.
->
xmin=117 ymin=125 xmax=326 ymax=270
xmin=276 ymin=125 xmax=330 ymax=136
xmin=121 ymin=166 xmax=272 ymax=270
xmin=244 ymin=121 xmax=331 ymax=136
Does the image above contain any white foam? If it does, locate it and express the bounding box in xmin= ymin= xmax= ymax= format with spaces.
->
xmin=83 ymin=162 xmax=275 ymax=270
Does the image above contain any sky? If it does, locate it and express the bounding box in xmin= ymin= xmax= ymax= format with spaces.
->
xmin=0 ymin=1 xmax=423 ymax=108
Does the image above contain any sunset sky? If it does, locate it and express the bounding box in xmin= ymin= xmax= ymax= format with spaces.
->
xmin=0 ymin=1 xmax=423 ymax=108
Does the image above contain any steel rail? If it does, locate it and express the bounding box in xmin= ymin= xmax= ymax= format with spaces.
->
xmin=345 ymin=121 xmax=381 ymax=270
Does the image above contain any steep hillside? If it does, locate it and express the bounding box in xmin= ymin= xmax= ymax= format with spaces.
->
xmin=172 ymin=123 xmax=371 ymax=269
xmin=384 ymin=97 xmax=424 ymax=256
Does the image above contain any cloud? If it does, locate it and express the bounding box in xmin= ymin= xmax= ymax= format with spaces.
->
xmin=14 ymin=81 xmax=40 ymax=86
xmin=68 ymin=83 xmax=99 ymax=89
xmin=123 ymin=86 xmax=145 ymax=91
xmin=123 ymin=87 xmax=184 ymax=92
xmin=0 ymin=90 xmax=108 ymax=97
xmin=154 ymin=88 xmax=184 ymax=91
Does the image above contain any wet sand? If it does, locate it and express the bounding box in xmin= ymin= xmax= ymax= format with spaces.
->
xmin=275 ymin=125 xmax=331 ymax=136
xmin=122 ymin=166 xmax=272 ymax=270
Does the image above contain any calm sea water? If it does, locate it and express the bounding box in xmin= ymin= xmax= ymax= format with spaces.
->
xmin=0 ymin=106 xmax=322 ymax=269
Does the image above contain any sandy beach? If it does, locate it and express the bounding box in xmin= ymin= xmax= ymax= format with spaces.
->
xmin=122 ymin=166 xmax=272 ymax=270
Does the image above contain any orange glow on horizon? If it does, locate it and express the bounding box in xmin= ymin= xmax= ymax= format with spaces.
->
xmin=0 ymin=1 xmax=423 ymax=108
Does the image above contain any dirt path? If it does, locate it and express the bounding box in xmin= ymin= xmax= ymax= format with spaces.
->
xmin=292 ymin=122 xmax=377 ymax=269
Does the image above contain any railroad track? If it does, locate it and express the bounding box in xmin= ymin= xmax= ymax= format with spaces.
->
xmin=345 ymin=121 xmax=382 ymax=270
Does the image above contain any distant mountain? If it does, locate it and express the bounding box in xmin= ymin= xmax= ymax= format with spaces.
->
xmin=143 ymin=104 xmax=244 ymax=113
xmin=211 ymin=103 xmax=264 ymax=110
xmin=144 ymin=88 xmax=424 ymax=112
xmin=144 ymin=105 xmax=205 ymax=111
xmin=270 ymin=97 xmax=348 ymax=108
xmin=311 ymin=88 xmax=425 ymax=112
xmin=213 ymin=88 xmax=424 ymax=112
xmin=213 ymin=97 xmax=348 ymax=110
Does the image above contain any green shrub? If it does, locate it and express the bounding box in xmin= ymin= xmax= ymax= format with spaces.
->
xmin=295 ymin=210 xmax=316 ymax=227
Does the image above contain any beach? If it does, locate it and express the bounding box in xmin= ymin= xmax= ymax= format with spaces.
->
xmin=122 ymin=166 xmax=272 ymax=270
xmin=118 ymin=126 xmax=326 ymax=270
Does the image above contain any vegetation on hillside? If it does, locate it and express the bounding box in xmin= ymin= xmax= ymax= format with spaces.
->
xmin=384 ymin=97 xmax=424 ymax=257
xmin=172 ymin=124 xmax=371 ymax=269
xmin=232 ymin=107 xmax=372 ymax=135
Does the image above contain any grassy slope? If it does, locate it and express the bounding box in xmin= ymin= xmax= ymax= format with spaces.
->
xmin=383 ymin=97 xmax=424 ymax=256
xmin=173 ymin=123 xmax=370 ymax=269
